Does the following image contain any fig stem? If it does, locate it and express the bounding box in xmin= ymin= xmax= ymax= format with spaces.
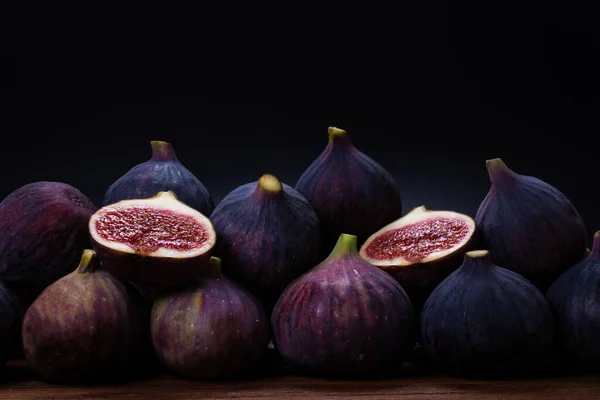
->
xmin=258 ymin=174 xmax=283 ymax=193
xmin=76 ymin=249 xmax=98 ymax=274
xmin=328 ymin=233 xmax=359 ymax=259
xmin=151 ymin=141 xmax=179 ymax=162
xmin=327 ymin=126 xmax=353 ymax=147
xmin=203 ymin=256 xmax=223 ymax=277
xmin=486 ymin=158 xmax=517 ymax=186
xmin=588 ymin=231 xmax=600 ymax=261
xmin=463 ymin=250 xmax=494 ymax=271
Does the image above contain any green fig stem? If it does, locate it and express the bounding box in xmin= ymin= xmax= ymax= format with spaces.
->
xmin=587 ymin=232 xmax=600 ymax=261
xmin=328 ymin=233 xmax=359 ymax=259
xmin=152 ymin=190 xmax=179 ymax=201
xmin=327 ymin=126 xmax=353 ymax=147
xmin=462 ymin=250 xmax=494 ymax=271
xmin=76 ymin=249 xmax=99 ymax=274
xmin=204 ymin=256 xmax=223 ymax=277
xmin=486 ymin=158 xmax=517 ymax=186
xmin=151 ymin=141 xmax=178 ymax=162
xmin=258 ymin=174 xmax=283 ymax=194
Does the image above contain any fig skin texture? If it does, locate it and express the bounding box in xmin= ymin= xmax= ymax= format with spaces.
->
xmin=546 ymin=231 xmax=600 ymax=371
xmin=151 ymin=257 xmax=270 ymax=380
xmin=295 ymin=127 xmax=403 ymax=253
xmin=475 ymin=158 xmax=587 ymax=292
xmin=0 ymin=280 xmax=23 ymax=369
xmin=420 ymin=250 xmax=554 ymax=377
xmin=271 ymin=233 xmax=415 ymax=378
xmin=209 ymin=174 xmax=322 ymax=313
xmin=89 ymin=191 xmax=217 ymax=288
xmin=21 ymin=250 xmax=143 ymax=384
xmin=0 ymin=181 xmax=96 ymax=296
xmin=103 ymin=140 xmax=215 ymax=216
xmin=359 ymin=205 xmax=476 ymax=313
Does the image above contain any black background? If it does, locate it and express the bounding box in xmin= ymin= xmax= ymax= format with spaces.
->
xmin=4 ymin=3 xmax=599 ymax=239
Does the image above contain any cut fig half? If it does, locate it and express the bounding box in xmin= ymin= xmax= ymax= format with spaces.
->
xmin=89 ymin=191 xmax=216 ymax=287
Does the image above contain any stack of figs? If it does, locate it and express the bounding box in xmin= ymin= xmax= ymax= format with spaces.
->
xmin=0 ymin=129 xmax=598 ymax=384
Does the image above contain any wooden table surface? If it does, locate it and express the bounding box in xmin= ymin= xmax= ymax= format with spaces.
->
xmin=2 ymin=357 xmax=599 ymax=400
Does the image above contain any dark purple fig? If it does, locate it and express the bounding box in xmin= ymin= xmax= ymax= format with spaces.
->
xmin=151 ymin=256 xmax=270 ymax=380
xmin=0 ymin=181 xmax=96 ymax=296
xmin=209 ymin=174 xmax=321 ymax=313
xmin=103 ymin=140 xmax=214 ymax=215
xmin=421 ymin=250 xmax=554 ymax=377
xmin=360 ymin=205 xmax=476 ymax=313
xmin=0 ymin=280 xmax=23 ymax=369
xmin=89 ymin=191 xmax=216 ymax=288
xmin=546 ymin=231 xmax=600 ymax=371
xmin=272 ymin=233 xmax=414 ymax=377
xmin=21 ymin=250 xmax=143 ymax=383
xmin=295 ymin=127 xmax=403 ymax=253
xmin=475 ymin=158 xmax=587 ymax=292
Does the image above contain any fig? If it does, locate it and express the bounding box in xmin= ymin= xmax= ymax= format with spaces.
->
xmin=209 ymin=174 xmax=321 ymax=312
xmin=359 ymin=205 xmax=476 ymax=312
xmin=295 ymin=127 xmax=403 ymax=252
xmin=271 ymin=233 xmax=415 ymax=377
xmin=0 ymin=280 xmax=23 ymax=369
xmin=103 ymin=140 xmax=214 ymax=215
xmin=89 ymin=191 xmax=217 ymax=287
xmin=0 ymin=181 xmax=96 ymax=295
xmin=475 ymin=158 xmax=587 ymax=291
xmin=420 ymin=250 xmax=554 ymax=377
xmin=21 ymin=249 xmax=143 ymax=383
xmin=151 ymin=256 xmax=270 ymax=380
xmin=546 ymin=231 xmax=600 ymax=370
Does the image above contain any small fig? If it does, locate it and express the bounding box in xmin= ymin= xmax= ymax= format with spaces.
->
xmin=359 ymin=205 xmax=476 ymax=312
xmin=420 ymin=250 xmax=554 ymax=377
xmin=0 ymin=181 xmax=96 ymax=295
xmin=89 ymin=191 xmax=217 ymax=287
xmin=547 ymin=231 xmax=600 ymax=371
xmin=295 ymin=127 xmax=403 ymax=253
xmin=272 ymin=234 xmax=415 ymax=377
xmin=0 ymin=280 xmax=23 ymax=369
xmin=475 ymin=158 xmax=587 ymax=291
xmin=210 ymin=174 xmax=321 ymax=312
xmin=103 ymin=140 xmax=215 ymax=215
xmin=151 ymin=257 xmax=270 ymax=380
xmin=22 ymin=250 xmax=143 ymax=383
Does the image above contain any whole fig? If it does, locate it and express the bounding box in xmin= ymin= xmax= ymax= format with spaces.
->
xmin=295 ymin=127 xmax=403 ymax=253
xmin=0 ymin=280 xmax=22 ymax=369
xmin=210 ymin=174 xmax=321 ymax=313
xmin=22 ymin=250 xmax=143 ymax=383
xmin=272 ymin=233 xmax=414 ymax=377
xmin=151 ymin=257 xmax=270 ymax=380
xmin=420 ymin=250 xmax=554 ymax=377
xmin=103 ymin=140 xmax=214 ymax=215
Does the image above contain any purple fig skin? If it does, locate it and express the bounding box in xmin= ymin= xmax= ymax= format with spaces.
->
xmin=103 ymin=140 xmax=215 ymax=216
xmin=420 ymin=250 xmax=554 ymax=377
xmin=21 ymin=250 xmax=143 ymax=384
xmin=209 ymin=174 xmax=322 ymax=313
xmin=151 ymin=257 xmax=270 ymax=380
xmin=0 ymin=280 xmax=23 ymax=368
xmin=295 ymin=127 xmax=403 ymax=253
xmin=271 ymin=234 xmax=415 ymax=377
xmin=475 ymin=158 xmax=587 ymax=292
xmin=546 ymin=232 xmax=600 ymax=371
xmin=0 ymin=181 xmax=96 ymax=295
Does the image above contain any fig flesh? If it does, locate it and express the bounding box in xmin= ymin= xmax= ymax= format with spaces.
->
xmin=210 ymin=174 xmax=321 ymax=313
xmin=475 ymin=158 xmax=587 ymax=291
xmin=0 ymin=280 xmax=23 ymax=369
xmin=151 ymin=256 xmax=270 ymax=380
xmin=271 ymin=234 xmax=415 ymax=377
xmin=21 ymin=250 xmax=143 ymax=383
xmin=359 ymin=205 xmax=476 ymax=312
xmin=103 ymin=140 xmax=215 ymax=215
xmin=89 ymin=191 xmax=217 ymax=287
xmin=420 ymin=250 xmax=554 ymax=377
xmin=295 ymin=127 xmax=403 ymax=253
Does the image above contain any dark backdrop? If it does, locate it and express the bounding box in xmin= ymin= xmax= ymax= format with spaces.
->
xmin=4 ymin=3 xmax=599 ymax=238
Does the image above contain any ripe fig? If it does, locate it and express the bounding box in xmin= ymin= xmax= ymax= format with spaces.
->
xmin=272 ymin=233 xmax=415 ymax=377
xmin=151 ymin=256 xmax=270 ymax=380
xmin=89 ymin=191 xmax=217 ymax=287
xmin=0 ymin=181 xmax=96 ymax=296
xmin=547 ymin=231 xmax=600 ymax=371
xmin=210 ymin=174 xmax=321 ymax=312
xmin=420 ymin=250 xmax=554 ymax=377
xmin=103 ymin=140 xmax=214 ymax=215
xmin=475 ymin=158 xmax=587 ymax=291
xmin=295 ymin=127 xmax=403 ymax=253
xmin=22 ymin=250 xmax=143 ymax=383
xmin=359 ymin=205 xmax=476 ymax=312
xmin=0 ymin=280 xmax=23 ymax=369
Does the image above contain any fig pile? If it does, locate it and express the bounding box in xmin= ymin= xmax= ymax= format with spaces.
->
xmin=0 ymin=131 xmax=595 ymax=384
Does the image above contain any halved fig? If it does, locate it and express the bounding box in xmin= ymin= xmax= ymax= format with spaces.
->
xmin=359 ymin=205 xmax=476 ymax=312
xmin=89 ymin=191 xmax=216 ymax=287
